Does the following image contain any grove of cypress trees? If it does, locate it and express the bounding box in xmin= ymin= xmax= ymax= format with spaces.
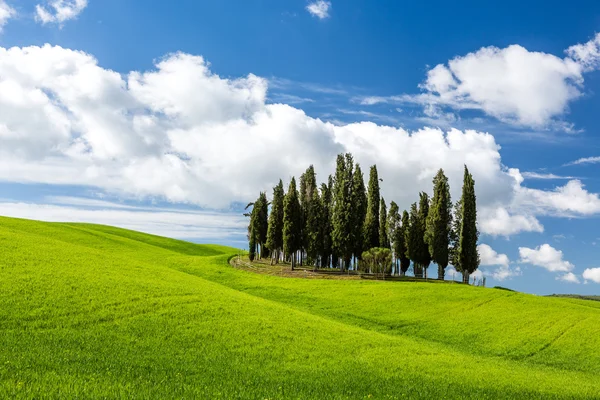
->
xmin=363 ymin=165 xmax=380 ymax=250
xmin=457 ymin=166 xmax=480 ymax=283
xmin=283 ymin=177 xmax=302 ymax=270
xmin=351 ymin=164 xmax=367 ymax=268
xmin=266 ymin=180 xmax=285 ymax=265
xmin=398 ymin=210 xmax=411 ymax=276
xmin=379 ymin=198 xmax=389 ymax=249
xmin=425 ymin=169 xmax=452 ymax=280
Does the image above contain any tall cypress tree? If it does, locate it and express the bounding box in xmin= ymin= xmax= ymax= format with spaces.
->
xmin=283 ymin=177 xmax=302 ymax=270
xmin=417 ymin=192 xmax=432 ymax=278
xmin=457 ymin=166 xmax=480 ymax=283
xmin=398 ymin=210 xmax=411 ymax=276
xmin=379 ymin=198 xmax=389 ymax=249
xmin=320 ymin=176 xmax=334 ymax=268
xmin=266 ymin=180 xmax=285 ymax=265
xmin=425 ymin=169 xmax=452 ymax=280
xmin=449 ymin=199 xmax=462 ymax=271
xmin=388 ymin=201 xmax=400 ymax=271
xmin=303 ymin=166 xmax=322 ymax=266
xmin=351 ymin=164 xmax=367 ymax=267
xmin=363 ymin=165 xmax=380 ymax=250
xmin=332 ymin=154 xmax=354 ymax=271
xmin=407 ymin=202 xmax=420 ymax=276
xmin=298 ymin=171 xmax=308 ymax=266
xmin=257 ymin=192 xmax=269 ymax=259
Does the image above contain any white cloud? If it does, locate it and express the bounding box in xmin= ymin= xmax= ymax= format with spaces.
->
xmin=0 ymin=200 xmax=246 ymax=240
xmin=35 ymin=0 xmax=87 ymax=26
xmin=359 ymin=33 xmax=600 ymax=130
xmin=583 ymin=268 xmax=600 ymax=284
xmin=566 ymin=33 xmax=600 ymax=72
xmin=478 ymin=244 xmax=509 ymax=267
xmin=306 ymin=1 xmax=331 ymax=19
xmin=0 ymin=1 xmax=15 ymax=31
xmin=477 ymin=244 xmax=521 ymax=281
xmin=0 ymin=44 xmax=599 ymax=238
xmin=521 ymin=172 xmax=574 ymax=180
xmin=557 ymin=272 xmax=580 ymax=284
xmin=478 ymin=207 xmax=543 ymax=237
xmin=519 ymin=244 xmax=574 ymax=273
xmin=565 ymin=156 xmax=600 ymax=166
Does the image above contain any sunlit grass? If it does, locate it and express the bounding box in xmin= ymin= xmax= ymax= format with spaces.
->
xmin=1 ymin=216 xmax=599 ymax=399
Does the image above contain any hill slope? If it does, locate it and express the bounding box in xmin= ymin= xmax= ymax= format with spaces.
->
xmin=0 ymin=216 xmax=599 ymax=399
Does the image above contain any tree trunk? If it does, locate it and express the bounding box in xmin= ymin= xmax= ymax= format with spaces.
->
xmin=462 ymin=271 xmax=469 ymax=284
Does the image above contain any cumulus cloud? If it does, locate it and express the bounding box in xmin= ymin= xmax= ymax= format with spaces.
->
xmin=582 ymin=268 xmax=600 ymax=284
xmin=477 ymin=244 xmax=521 ymax=281
xmin=306 ymin=1 xmax=331 ymax=19
xmin=566 ymin=33 xmax=600 ymax=72
xmin=358 ymin=33 xmax=600 ymax=130
xmin=519 ymin=244 xmax=574 ymax=273
xmin=0 ymin=1 xmax=15 ymax=31
xmin=478 ymin=207 xmax=543 ymax=237
xmin=0 ymin=44 xmax=599 ymax=240
xmin=35 ymin=0 xmax=87 ymax=26
xmin=557 ymin=272 xmax=580 ymax=284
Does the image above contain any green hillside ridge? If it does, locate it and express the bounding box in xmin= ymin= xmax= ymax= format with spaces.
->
xmin=1 ymin=216 xmax=599 ymax=399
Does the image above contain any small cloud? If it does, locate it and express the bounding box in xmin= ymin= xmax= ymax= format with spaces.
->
xmin=583 ymin=268 xmax=600 ymax=284
xmin=519 ymin=244 xmax=574 ymax=273
xmin=557 ymin=272 xmax=580 ymax=284
xmin=306 ymin=0 xmax=331 ymax=19
xmin=564 ymin=156 xmax=600 ymax=167
xmin=0 ymin=0 xmax=16 ymax=32
xmin=35 ymin=0 xmax=88 ymax=26
xmin=521 ymin=172 xmax=575 ymax=180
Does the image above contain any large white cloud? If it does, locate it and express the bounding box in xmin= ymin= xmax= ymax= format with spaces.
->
xmin=36 ymin=0 xmax=87 ymax=26
xmin=359 ymin=33 xmax=600 ymax=130
xmin=519 ymin=244 xmax=574 ymax=273
xmin=0 ymin=44 xmax=599 ymax=238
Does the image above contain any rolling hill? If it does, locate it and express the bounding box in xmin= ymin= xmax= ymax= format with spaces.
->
xmin=1 ymin=216 xmax=599 ymax=399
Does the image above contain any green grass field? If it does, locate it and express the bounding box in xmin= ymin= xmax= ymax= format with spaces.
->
xmin=1 ymin=216 xmax=599 ymax=399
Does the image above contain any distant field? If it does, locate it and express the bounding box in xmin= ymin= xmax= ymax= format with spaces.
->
xmin=1 ymin=216 xmax=599 ymax=399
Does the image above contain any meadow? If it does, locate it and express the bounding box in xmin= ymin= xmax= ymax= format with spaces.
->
xmin=0 ymin=216 xmax=599 ymax=399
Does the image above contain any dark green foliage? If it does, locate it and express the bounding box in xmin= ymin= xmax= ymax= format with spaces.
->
xmin=351 ymin=164 xmax=367 ymax=264
xmin=245 ymin=192 xmax=269 ymax=259
xmin=425 ymin=169 xmax=452 ymax=280
xmin=379 ymin=198 xmax=389 ymax=249
xmin=332 ymin=154 xmax=354 ymax=270
xmin=407 ymin=194 xmax=431 ymax=278
xmin=457 ymin=166 xmax=480 ymax=283
xmin=398 ymin=210 xmax=411 ymax=276
xmin=320 ymin=176 xmax=334 ymax=268
xmin=266 ymin=180 xmax=285 ymax=264
xmin=449 ymin=199 xmax=462 ymax=270
xmin=302 ymin=166 xmax=322 ymax=266
xmin=283 ymin=178 xmax=302 ymax=270
xmin=388 ymin=201 xmax=400 ymax=271
xmin=362 ymin=247 xmax=392 ymax=279
xmin=248 ymin=231 xmax=256 ymax=261
xmin=363 ymin=165 xmax=380 ymax=250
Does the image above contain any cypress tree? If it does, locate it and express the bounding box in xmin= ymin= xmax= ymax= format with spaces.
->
xmin=425 ymin=169 xmax=452 ymax=280
xmin=449 ymin=199 xmax=462 ymax=271
xmin=351 ymin=164 xmax=367 ymax=268
xmin=388 ymin=201 xmax=400 ymax=272
xmin=299 ymin=170 xmax=309 ymax=265
xmin=332 ymin=154 xmax=354 ymax=271
xmin=398 ymin=210 xmax=410 ymax=276
xmin=283 ymin=177 xmax=302 ymax=270
xmin=363 ymin=165 xmax=380 ymax=250
xmin=457 ymin=166 xmax=480 ymax=283
xmin=320 ymin=176 xmax=334 ymax=268
xmin=407 ymin=202 xmax=420 ymax=276
xmin=257 ymin=192 xmax=269 ymax=259
xmin=266 ymin=180 xmax=285 ymax=265
xmin=417 ymin=192 xmax=432 ymax=278
xmin=304 ymin=166 xmax=322 ymax=266
xmin=379 ymin=198 xmax=389 ymax=249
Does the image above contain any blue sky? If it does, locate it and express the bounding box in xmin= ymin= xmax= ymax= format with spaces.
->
xmin=1 ymin=0 xmax=600 ymax=295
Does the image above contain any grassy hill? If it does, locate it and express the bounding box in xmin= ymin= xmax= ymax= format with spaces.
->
xmin=1 ymin=216 xmax=599 ymax=399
